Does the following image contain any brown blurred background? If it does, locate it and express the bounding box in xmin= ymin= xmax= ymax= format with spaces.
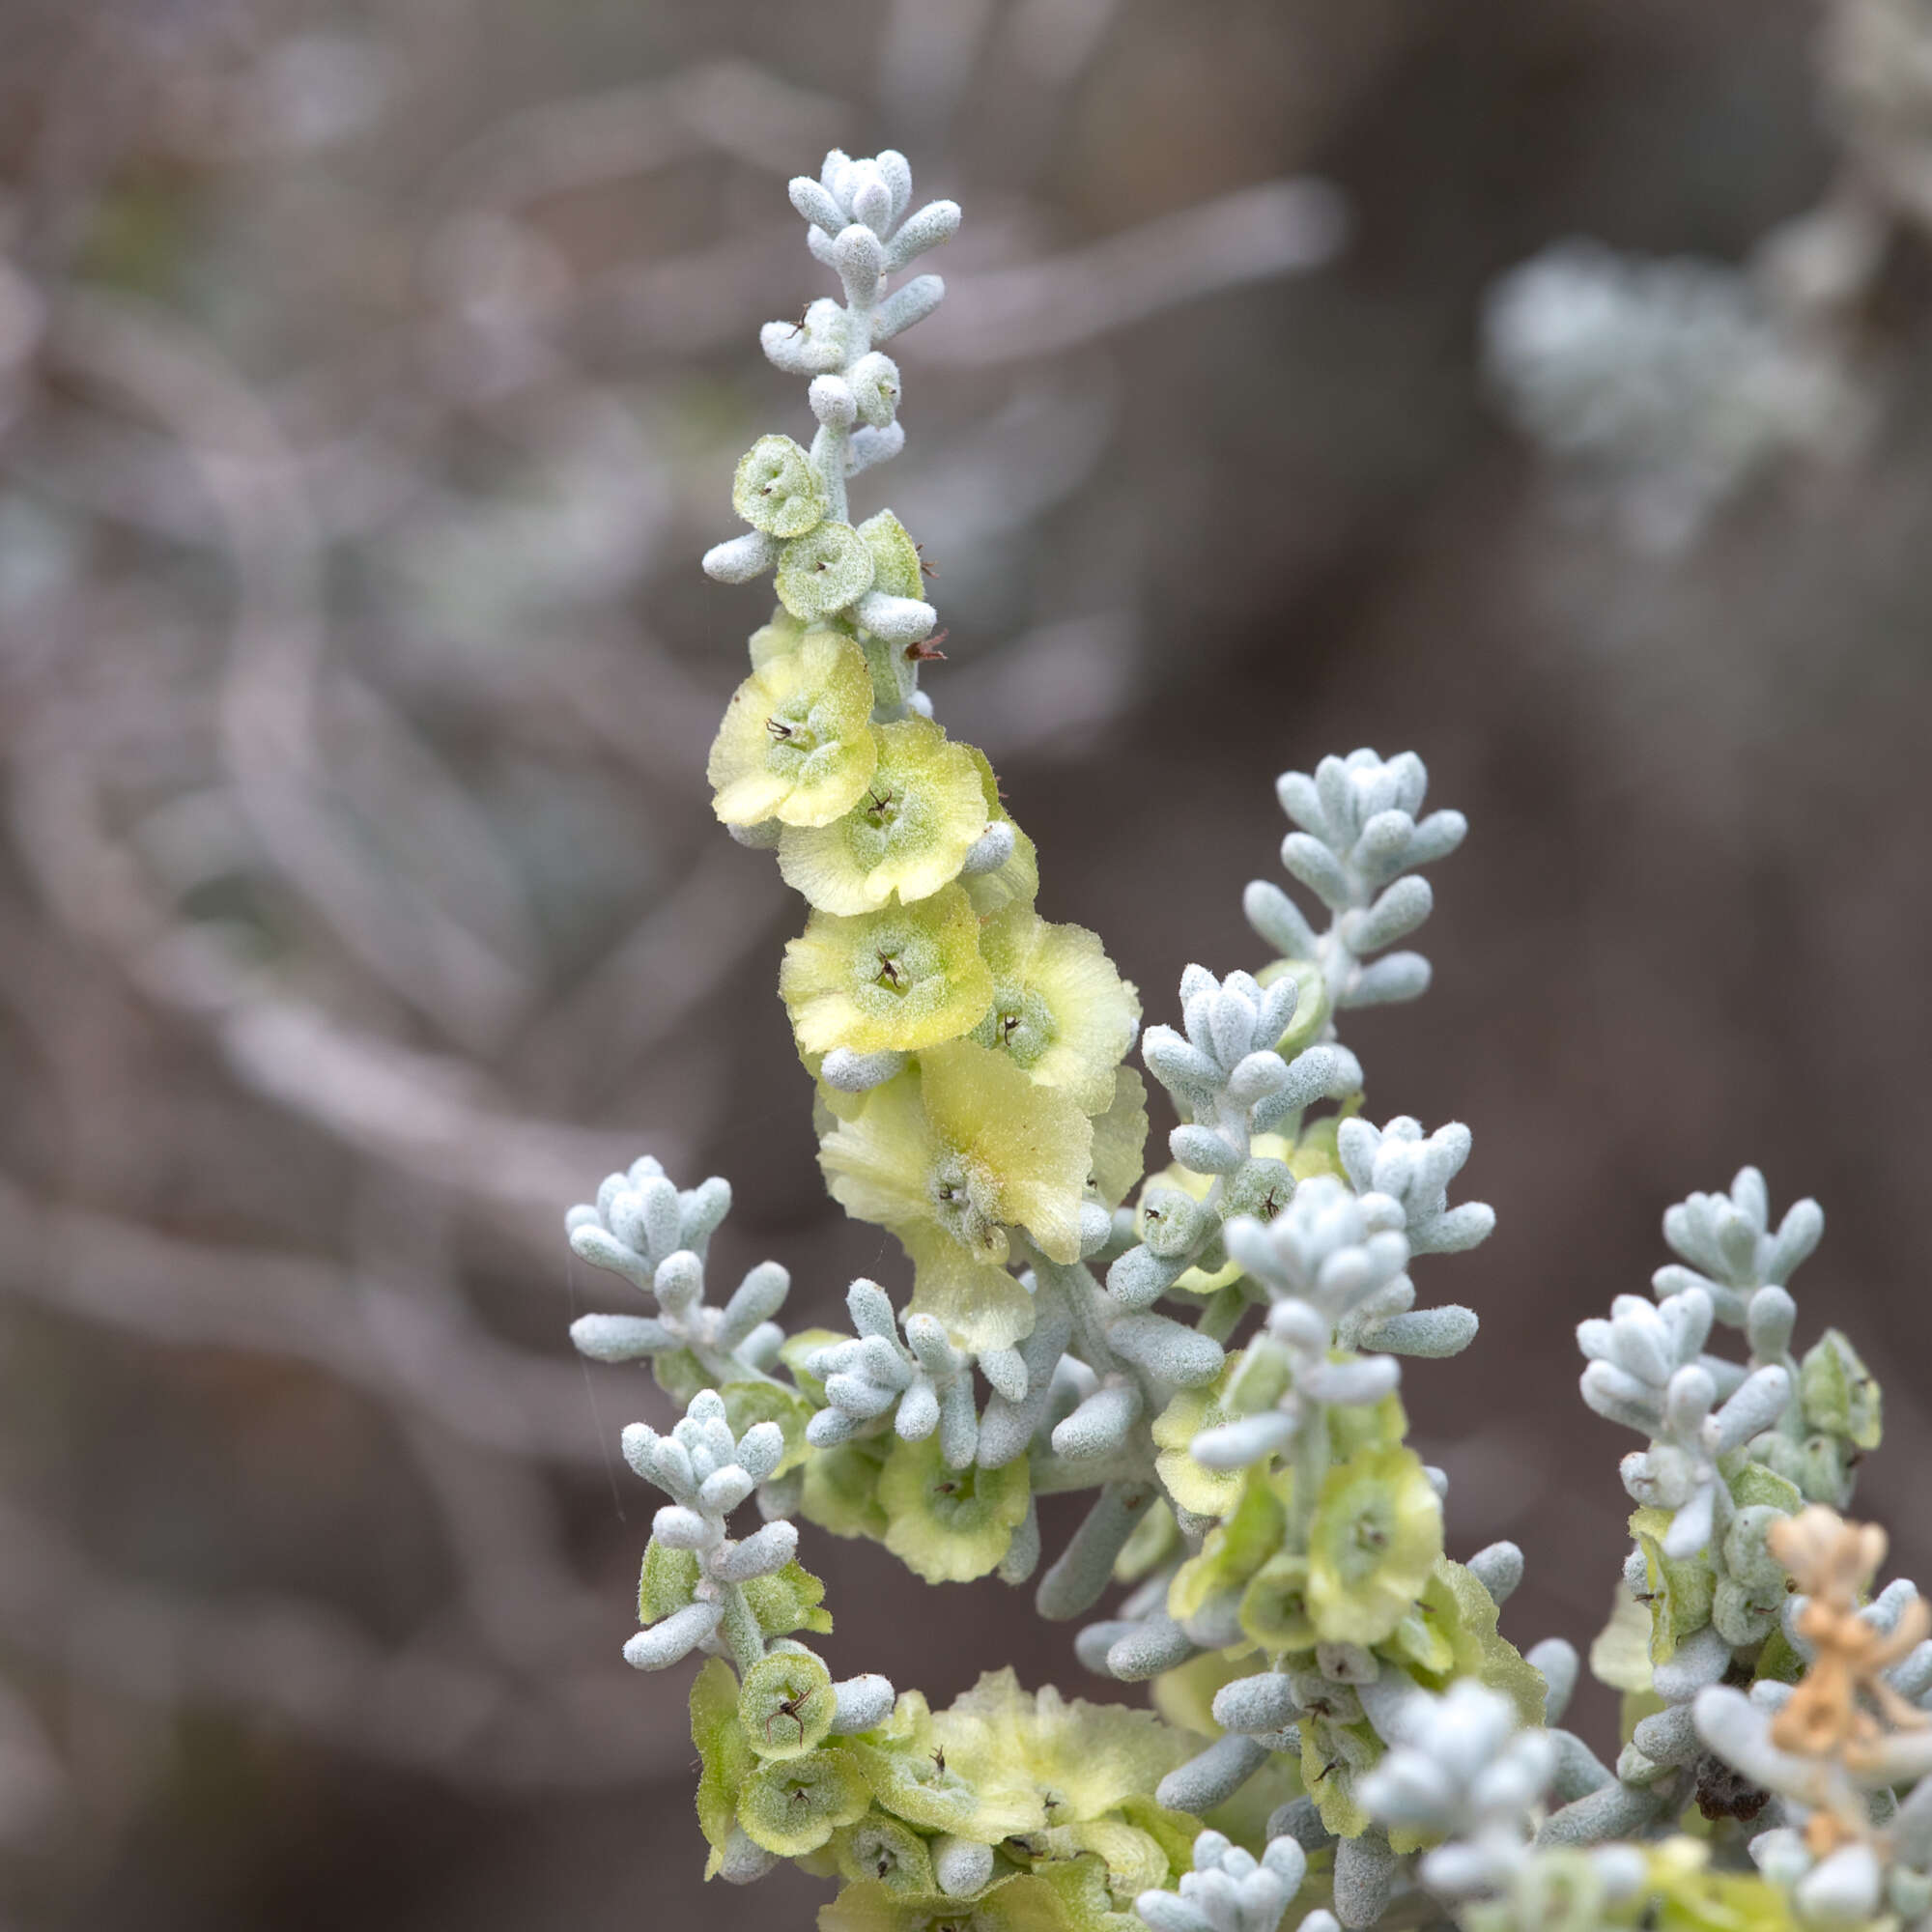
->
xmin=2 ymin=0 xmax=1930 ymax=1925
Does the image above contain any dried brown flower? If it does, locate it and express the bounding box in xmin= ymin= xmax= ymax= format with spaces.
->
xmin=1767 ymin=1506 xmax=1930 ymax=1849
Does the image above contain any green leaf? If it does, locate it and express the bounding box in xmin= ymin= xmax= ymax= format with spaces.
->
xmin=1630 ymin=1507 xmax=1716 ymax=1662
xmin=1257 ymin=956 xmax=1329 ymax=1058
xmin=1644 ymin=1840 xmax=1803 ymax=1932
xmin=743 ymin=1557 xmax=835 ymax=1639
xmin=722 ymin=1380 xmax=817 ymax=1478
xmin=1799 ymin=1330 xmax=1882 ymax=1451
xmin=1113 ymin=1498 xmax=1180 ymax=1584
xmin=640 ymin=1540 xmax=701 ymax=1623
xmin=781 ymin=1327 xmax=849 ymax=1406
xmin=1382 ymin=1602 xmax=1455 ymax=1680
xmin=803 ymin=1438 xmax=893 ymax=1543
xmin=1727 ymin=1463 xmax=1803 ymax=1516
xmin=1588 ymin=1583 xmax=1656 ymax=1695
xmin=858 ymin=509 xmax=924 ymax=600
xmin=692 ymin=1658 xmax=755 ymax=1875
xmin=1423 ymin=1558 xmax=1549 ymax=1728
xmin=1753 ymin=1622 xmax=1807 ymax=1688
xmin=651 ymin=1348 xmax=710 ymax=1408
xmin=1300 ymin=1712 xmax=1382 ymax=1839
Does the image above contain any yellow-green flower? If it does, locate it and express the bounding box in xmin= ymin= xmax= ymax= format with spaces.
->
xmin=750 ymin=606 xmax=810 ymax=667
xmin=1326 ymin=1388 xmax=1408 ymax=1462
xmin=1135 ymin=1134 xmax=1295 ymax=1296
xmin=817 ymin=1042 xmax=1093 ymax=1351
xmin=820 ymin=1874 xmax=1072 ymax=1932
xmin=740 ymin=1648 xmax=836 ymax=1760
xmin=734 ymin=434 xmax=830 ymax=537
xmin=959 ymin=746 xmax=1040 ymax=918
xmin=1241 ymin=1551 xmax=1319 ymax=1653
xmin=781 ymin=886 xmax=994 ymax=1056
xmin=1151 ymin=1354 xmax=1267 ymax=1520
xmin=1643 ymin=1838 xmax=1800 ymax=1932
xmin=1088 ymin=1067 xmax=1150 ymax=1209
xmin=1307 ymin=1443 xmax=1443 ymax=1646
xmin=832 ymin=1813 xmax=937 ymax=1895
xmin=780 ymin=717 xmax=989 ymax=914
xmin=778 ymin=520 xmax=878 ymax=620
xmin=850 ymin=1690 xmax=1046 ymax=1841
xmin=1169 ymin=1466 xmax=1287 ymax=1629
xmin=878 ymin=1433 xmax=1032 ymax=1583
xmin=949 ymin=1671 xmax=1198 ymax=1827
xmin=1031 ymin=1834 xmax=1175 ymax=1925
xmin=739 ymin=1746 xmax=874 ymax=1855
xmin=709 ymin=630 xmax=878 ymax=828
xmin=968 ymin=904 xmax=1141 ymax=1113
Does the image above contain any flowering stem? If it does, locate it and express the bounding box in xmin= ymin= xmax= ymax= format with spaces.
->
xmin=1286 ymin=1400 xmax=1330 ymax=1547
xmin=715 ymin=1581 xmax=767 ymax=1675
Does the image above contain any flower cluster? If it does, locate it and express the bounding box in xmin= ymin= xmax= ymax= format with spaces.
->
xmin=547 ymin=143 xmax=1928 ymax=1932
xmin=1551 ymin=1165 xmax=1902 ymax=1867
xmin=698 ymin=152 xmax=1144 ymax=1376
